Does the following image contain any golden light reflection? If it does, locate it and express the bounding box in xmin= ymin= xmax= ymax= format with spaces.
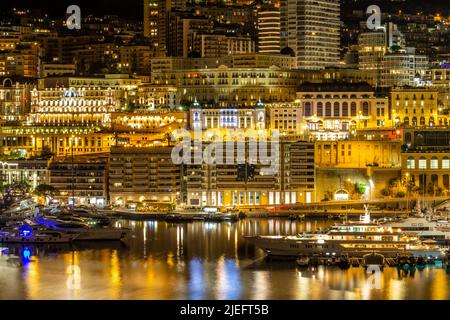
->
xmin=252 ymin=271 xmax=269 ymax=299
xmin=109 ymin=250 xmax=122 ymax=299
xmin=24 ymin=256 xmax=40 ymax=299
xmin=387 ymin=279 xmax=405 ymax=300
xmin=431 ymin=271 xmax=448 ymax=300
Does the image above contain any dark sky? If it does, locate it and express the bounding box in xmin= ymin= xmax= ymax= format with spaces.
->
xmin=1 ymin=0 xmax=449 ymax=19
xmin=0 ymin=0 xmax=143 ymax=19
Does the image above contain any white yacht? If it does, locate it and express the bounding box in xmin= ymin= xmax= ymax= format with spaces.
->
xmin=36 ymin=217 xmax=130 ymax=241
xmin=384 ymin=217 xmax=450 ymax=244
xmin=0 ymin=223 xmax=78 ymax=244
xmin=245 ymin=207 xmax=445 ymax=258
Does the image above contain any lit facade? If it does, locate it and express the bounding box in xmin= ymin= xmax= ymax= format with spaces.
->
xmin=29 ymin=87 xmax=117 ymax=127
xmin=358 ymin=24 xmax=429 ymax=88
xmin=112 ymin=111 xmax=186 ymax=131
xmin=0 ymin=159 xmax=49 ymax=189
xmin=0 ymin=78 xmax=34 ymax=123
xmin=280 ymin=0 xmax=340 ymax=70
xmin=49 ymin=156 xmax=108 ymax=206
xmin=152 ymin=65 xmax=302 ymax=106
xmin=296 ymin=83 xmax=389 ymax=140
xmin=137 ymin=84 xmax=178 ymax=109
xmin=268 ymin=102 xmax=303 ymax=134
xmin=391 ymin=88 xmax=439 ymax=127
xmin=190 ymin=104 xmax=266 ymax=131
xmin=185 ymin=140 xmax=315 ymax=207
xmin=257 ymin=7 xmax=281 ymax=54
xmin=315 ymin=140 xmax=402 ymax=169
xmin=109 ymin=146 xmax=183 ymax=205
xmin=402 ymin=152 xmax=450 ymax=194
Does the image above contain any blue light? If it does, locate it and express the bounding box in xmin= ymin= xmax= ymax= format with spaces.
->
xmin=22 ymin=247 xmax=31 ymax=262
xmin=20 ymin=225 xmax=32 ymax=237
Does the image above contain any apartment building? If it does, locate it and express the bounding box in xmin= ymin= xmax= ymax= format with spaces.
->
xmin=49 ymin=155 xmax=108 ymax=207
xmin=185 ymin=140 xmax=315 ymax=207
xmin=109 ymin=146 xmax=183 ymax=205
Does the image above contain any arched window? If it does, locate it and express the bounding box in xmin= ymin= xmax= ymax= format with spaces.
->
xmin=317 ymin=102 xmax=323 ymax=116
xmin=304 ymin=102 xmax=312 ymax=117
xmin=350 ymin=102 xmax=357 ymax=116
xmin=362 ymin=102 xmax=369 ymax=116
xmin=431 ymin=174 xmax=438 ymax=186
xmin=404 ymin=117 xmax=409 ymax=125
xmin=325 ymin=102 xmax=332 ymax=117
xmin=429 ymin=117 xmax=434 ymax=126
xmin=342 ymin=102 xmax=349 ymax=117
xmin=333 ymin=102 xmax=340 ymax=117
xmin=412 ymin=117 xmax=417 ymax=126
xmin=420 ymin=116 xmax=425 ymax=126
xmin=444 ymin=174 xmax=450 ymax=190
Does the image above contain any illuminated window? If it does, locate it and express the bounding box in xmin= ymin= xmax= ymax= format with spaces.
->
xmin=406 ymin=157 xmax=415 ymax=169
xmin=443 ymin=157 xmax=450 ymax=169
xmin=430 ymin=157 xmax=438 ymax=169
xmin=418 ymin=158 xmax=426 ymax=169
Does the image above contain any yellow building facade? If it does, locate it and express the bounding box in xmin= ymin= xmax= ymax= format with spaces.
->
xmin=391 ymin=88 xmax=439 ymax=127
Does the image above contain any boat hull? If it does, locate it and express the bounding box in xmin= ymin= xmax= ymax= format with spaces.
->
xmin=60 ymin=228 xmax=129 ymax=241
xmin=0 ymin=234 xmax=77 ymax=244
xmin=244 ymin=236 xmax=443 ymax=258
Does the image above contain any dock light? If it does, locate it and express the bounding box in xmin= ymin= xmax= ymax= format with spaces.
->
xmin=20 ymin=225 xmax=32 ymax=237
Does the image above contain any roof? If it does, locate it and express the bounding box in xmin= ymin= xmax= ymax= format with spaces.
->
xmin=297 ymin=82 xmax=374 ymax=92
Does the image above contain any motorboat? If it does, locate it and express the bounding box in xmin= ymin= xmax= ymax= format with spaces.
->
xmin=362 ymin=252 xmax=385 ymax=270
xmin=245 ymin=206 xmax=446 ymax=258
xmin=337 ymin=256 xmax=351 ymax=269
xmin=0 ymin=223 xmax=78 ymax=243
xmin=35 ymin=217 xmax=130 ymax=241
xmin=296 ymin=256 xmax=310 ymax=267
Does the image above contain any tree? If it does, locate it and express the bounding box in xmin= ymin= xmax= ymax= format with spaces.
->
xmin=38 ymin=146 xmax=54 ymax=160
xmin=33 ymin=184 xmax=59 ymax=204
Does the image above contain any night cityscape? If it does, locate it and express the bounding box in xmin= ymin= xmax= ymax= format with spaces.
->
xmin=1 ymin=0 xmax=450 ymax=308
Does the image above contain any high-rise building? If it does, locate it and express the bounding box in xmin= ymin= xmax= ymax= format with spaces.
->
xmin=358 ymin=23 xmax=429 ymax=87
xmin=280 ymin=0 xmax=340 ymax=70
xmin=257 ymin=6 xmax=281 ymax=54
xmin=143 ymin=0 xmax=170 ymax=56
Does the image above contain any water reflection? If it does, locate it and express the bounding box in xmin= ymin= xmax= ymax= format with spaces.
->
xmin=0 ymin=219 xmax=450 ymax=299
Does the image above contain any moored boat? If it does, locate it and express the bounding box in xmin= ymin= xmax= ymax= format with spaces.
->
xmin=362 ymin=252 xmax=385 ymax=270
xmin=0 ymin=224 xmax=78 ymax=243
xmin=245 ymin=206 xmax=446 ymax=258
xmin=35 ymin=217 xmax=130 ymax=241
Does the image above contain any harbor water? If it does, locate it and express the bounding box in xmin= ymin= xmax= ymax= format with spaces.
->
xmin=1 ymin=218 xmax=450 ymax=300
